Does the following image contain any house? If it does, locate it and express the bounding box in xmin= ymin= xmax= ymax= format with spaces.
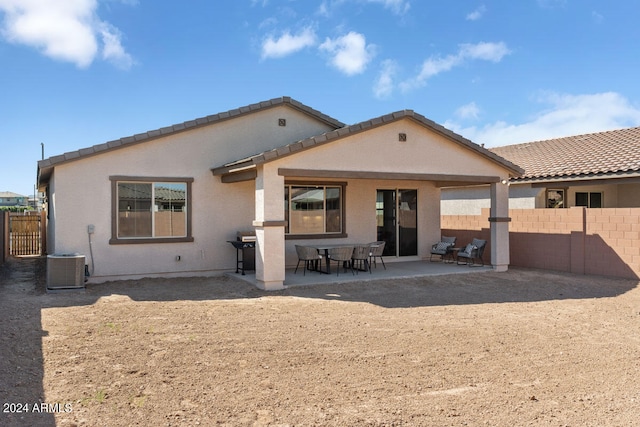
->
xmin=37 ymin=97 xmax=522 ymax=290
xmin=0 ymin=191 xmax=28 ymax=208
xmin=441 ymin=126 xmax=640 ymax=215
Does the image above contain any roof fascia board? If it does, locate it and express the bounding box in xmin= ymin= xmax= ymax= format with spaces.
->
xmin=278 ymin=168 xmax=501 ymax=184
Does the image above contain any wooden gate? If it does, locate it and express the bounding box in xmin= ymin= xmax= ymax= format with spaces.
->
xmin=9 ymin=212 xmax=45 ymax=256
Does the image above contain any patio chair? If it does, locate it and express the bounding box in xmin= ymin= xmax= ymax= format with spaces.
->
xmin=368 ymin=241 xmax=386 ymax=270
xmin=326 ymin=246 xmax=355 ymax=276
xmin=351 ymin=245 xmax=372 ymax=274
xmin=294 ymin=245 xmax=321 ymax=275
xmin=430 ymin=236 xmax=457 ymax=262
xmin=456 ymin=238 xmax=487 ymax=266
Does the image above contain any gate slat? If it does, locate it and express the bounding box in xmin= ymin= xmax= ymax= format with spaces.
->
xmin=8 ymin=214 xmax=42 ymax=256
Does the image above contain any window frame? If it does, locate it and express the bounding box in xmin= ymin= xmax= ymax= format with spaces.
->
xmin=284 ymin=181 xmax=347 ymax=240
xmin=110 ymin=176 xmax=194 ymax=245
xmin=575 ymin=191 xmax=603 ymax=208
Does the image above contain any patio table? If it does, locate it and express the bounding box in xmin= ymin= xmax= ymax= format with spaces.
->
xmin=308 ymin=243 xmax=381 ymax=274
xmin=445 ymin=247 xmax=462 ymax=264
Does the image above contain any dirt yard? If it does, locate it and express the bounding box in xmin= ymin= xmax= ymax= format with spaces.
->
xmin=1 ymin=257 xmax=639 ymax=427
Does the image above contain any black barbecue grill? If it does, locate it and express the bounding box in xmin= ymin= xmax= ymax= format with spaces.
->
xmin=227 ymin=231 xmax=256 ymax=275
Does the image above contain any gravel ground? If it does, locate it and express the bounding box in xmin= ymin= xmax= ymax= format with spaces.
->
xmin=1 ymin=257 xmax=640 ymax=426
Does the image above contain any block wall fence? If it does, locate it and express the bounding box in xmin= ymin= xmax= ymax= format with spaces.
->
xmin=442 ymin=208 xmax=640 ymax=280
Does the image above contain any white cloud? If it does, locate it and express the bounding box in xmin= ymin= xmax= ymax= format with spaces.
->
xmin=0 ymin=0 xmax=134 ymax=69
xmin=317 ymin=0 xmax=410 ymax=16
xmin=319 ymin=31 xmax=375 ymax=75
xmin=261 ymin=27 xmax=317 ymax=59
xmin=466 ymin=5 xmax=486 ymax=21
xmin=366 ymin=0 xmax=410 ymax=15
xmin=592 ymin=10 xmax=604 ymax=24
xmin=400 ymin=41 xmax=510 ymax=92
xmin=455 ymin=102 xmax=481 ymax=120
xmin=445 ymin=92 xmax=640 ymax=147
xmin=373 ymin=59 xmax=398 ymax=99
xmin=99 ymin=22 xmax=133 ymax=70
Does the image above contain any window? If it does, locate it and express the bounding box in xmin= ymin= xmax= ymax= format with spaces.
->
xmin=285 ymin=184 xmax=344 ymax=236
xmin=546 ymin=189 xmax=565 ymax=208
xmin=576 ymin=192 xmax=603 ymax=208
xmin=110 ymin=177 xmax=193 ymax=244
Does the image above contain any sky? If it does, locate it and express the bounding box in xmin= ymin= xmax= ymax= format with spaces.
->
xmin=2 ymin=0 xmax=640 ymax=197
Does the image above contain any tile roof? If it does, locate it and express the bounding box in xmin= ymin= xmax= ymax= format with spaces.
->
xmin=212 ymin=109 xmax=524 ymax=177
xmin=37 ymin=97 xmax=345 ymax=187
xmin=490 ymin=126 xmax=640 ymax=182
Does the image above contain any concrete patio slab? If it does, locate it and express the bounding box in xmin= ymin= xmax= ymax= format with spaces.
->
xmin=227 ymin=259 xmax=493 ymax=288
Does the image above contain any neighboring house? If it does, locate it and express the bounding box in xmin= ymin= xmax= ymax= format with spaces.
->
xmin=0 ymin=191 xmax=28 ymax=207
xmin=37 ymin=97 xmax=522 ymax=290
xmin=442 ymin=127 xmax=640 ymax=214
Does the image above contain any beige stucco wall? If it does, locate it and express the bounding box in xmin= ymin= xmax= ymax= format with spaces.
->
xmin=277 ymin=120 xmax=512 ymax=178
xmin=48 ymin=105 xmax=336 ymax=281
xmin=619 ymin=183 xmax=640 ymax=207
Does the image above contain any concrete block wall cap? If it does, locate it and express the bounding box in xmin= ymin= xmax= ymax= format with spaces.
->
xmin=173 ymin=123 xmax=186 ymax=131
xmin=196 ymin=117 xmax=209 ymax=125
xmin=159 ymin=126 xmax=174 ymax=134
xmin=183 ymin=120 xmax=198 ymax=128
xmin=147 ymin=130 xmax=161 ymax=138
xmin=133 ymin=133 xmax=149 ymax=141
xmin=64 ymin=151 xmax=80 ymax=160
xmin=108 ymin=139 xmax=125 ymax=148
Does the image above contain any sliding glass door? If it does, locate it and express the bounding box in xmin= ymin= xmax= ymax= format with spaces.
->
xmin=376 ymin=189 xmax=417 ymax=257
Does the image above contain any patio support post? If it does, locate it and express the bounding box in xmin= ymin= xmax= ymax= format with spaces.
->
xmin=489 ymin=181 xmax=510 ymax=272
xmin=253 ymin=166 xmax=286 ymax=290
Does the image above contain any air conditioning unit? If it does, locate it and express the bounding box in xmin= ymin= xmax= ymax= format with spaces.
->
xmin=47 ymin=254 xmax=85 ymax=290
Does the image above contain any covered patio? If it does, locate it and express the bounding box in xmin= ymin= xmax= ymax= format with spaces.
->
xmin=213 ymin=110 xmax=523 ymax=290
xmin=228 ymin=259 xmax=493 ymax=288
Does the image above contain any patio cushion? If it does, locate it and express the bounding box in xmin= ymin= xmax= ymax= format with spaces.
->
xmin=433 ymin=242 xmax=452 ymax=253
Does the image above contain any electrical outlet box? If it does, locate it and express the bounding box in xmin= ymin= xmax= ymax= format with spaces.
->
xmin=87 ymin=224 xmax=95 ymax=234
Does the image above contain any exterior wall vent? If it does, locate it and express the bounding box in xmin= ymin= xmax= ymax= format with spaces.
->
xmin=399 ymin=133 xmax=407 ymax=142
xmin=278 ymin=118 xmax=287 ymax=127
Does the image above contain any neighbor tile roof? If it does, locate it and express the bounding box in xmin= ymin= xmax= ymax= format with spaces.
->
xmin=490 ymin=127 xmax=640 ymax=182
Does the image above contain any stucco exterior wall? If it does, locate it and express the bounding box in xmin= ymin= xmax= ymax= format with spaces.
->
xmin=276 ymin=120 xmax=511 ymax=178
xmin=48 ymin=106 xmax=335 ymax=281
xmin=619 ymin=183 xmax=640 ymax=207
